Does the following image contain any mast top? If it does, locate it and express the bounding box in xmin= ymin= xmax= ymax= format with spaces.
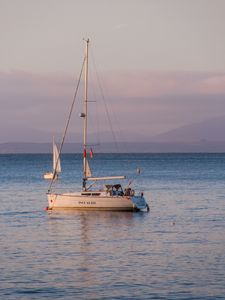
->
xmin=83 ymin=38 xmax=90 ymax=43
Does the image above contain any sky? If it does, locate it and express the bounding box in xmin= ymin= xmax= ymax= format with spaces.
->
xmin=0 ymin=0 xmax=225 ymax=143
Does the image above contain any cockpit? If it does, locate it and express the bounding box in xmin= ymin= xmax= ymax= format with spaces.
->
xmin=105 ymin=184 xmax=124 ymax=196
xmin=105 ymin=184 xmax=135 ymax=196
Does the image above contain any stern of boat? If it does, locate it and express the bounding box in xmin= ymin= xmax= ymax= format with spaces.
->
xmin=131 ymin=194 xmax=149 ymax=212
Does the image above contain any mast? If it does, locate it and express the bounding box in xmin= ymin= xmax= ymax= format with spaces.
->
xmin=83 ymin=38 xmax=89 ymax=190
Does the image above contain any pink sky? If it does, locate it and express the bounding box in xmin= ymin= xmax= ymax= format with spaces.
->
xmin=0 ymin=0 xmax=225 ymax=142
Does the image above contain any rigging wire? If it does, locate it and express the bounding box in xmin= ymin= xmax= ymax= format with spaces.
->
xmin=88 ymin=63 xmax=101 ymax=149
xmin=48 ymin=57 xmax=86 ymax=192
xmin=90 ymin=47 xmax=138 ymax=183
xmin=90 ymin=50 xmax=119 ymax=153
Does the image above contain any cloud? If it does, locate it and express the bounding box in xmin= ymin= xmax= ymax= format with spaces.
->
xmin=195 ymin=75 xmax=225 ymax=94
xmin=1 ymin=69 xmax=225 ymax=142
xmin=102 ymin=71 xmax=225 ymax=98
xmin=0 ymin=71 xmax=78 ymax=135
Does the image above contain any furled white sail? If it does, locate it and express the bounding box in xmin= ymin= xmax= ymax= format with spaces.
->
xmin=53 ymin=142 xmax=61 ymax=173
xmin=85 ymin=158 xmax=92 ymax=177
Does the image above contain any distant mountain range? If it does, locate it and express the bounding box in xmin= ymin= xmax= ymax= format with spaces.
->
xmin=151 ymin=115 xmax=225 ymax=142
xmin=1 ymin=115 xmax=225 ymax=153
xmin=1 ymin=140 xmax=225 ymax=153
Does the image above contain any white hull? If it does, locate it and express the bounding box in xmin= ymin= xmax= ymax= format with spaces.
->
xmin=47 ymin=192 xmax=148 ymax=211
xmin=44 ymin=172 xmax=59 ymax=180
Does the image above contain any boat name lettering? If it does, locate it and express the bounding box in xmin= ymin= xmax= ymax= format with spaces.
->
xmin=78 ymin=201 xmax=96 ymax=205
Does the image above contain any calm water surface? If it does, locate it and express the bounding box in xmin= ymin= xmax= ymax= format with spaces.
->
xmin=0 ymin=153 xmax=225 ymax=299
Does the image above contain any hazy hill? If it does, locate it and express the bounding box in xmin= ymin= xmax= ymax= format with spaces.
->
xmin=1 ymin=141 xmax=225 ymax=153
xmin=152 ymin=115 xmax=225 ymax=143
xmin=1 ymin=115 xmax=225 ymax=153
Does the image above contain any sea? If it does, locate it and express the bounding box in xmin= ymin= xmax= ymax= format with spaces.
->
xmin=0 ymin=153 xmax=225 ymax=300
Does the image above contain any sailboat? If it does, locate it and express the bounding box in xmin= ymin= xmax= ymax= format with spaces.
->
xmin=44 ymin=138 xmax=61 ymax=180
xmin=46 ymin=39 xmax=149 ymax=211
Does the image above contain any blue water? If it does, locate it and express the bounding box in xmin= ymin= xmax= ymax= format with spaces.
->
xmin=0 ymin=153 xmax=225 ymax=299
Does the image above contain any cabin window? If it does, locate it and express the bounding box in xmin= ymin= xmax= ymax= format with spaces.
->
xmin=81 ymin=192 xmax=101 ymax=196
